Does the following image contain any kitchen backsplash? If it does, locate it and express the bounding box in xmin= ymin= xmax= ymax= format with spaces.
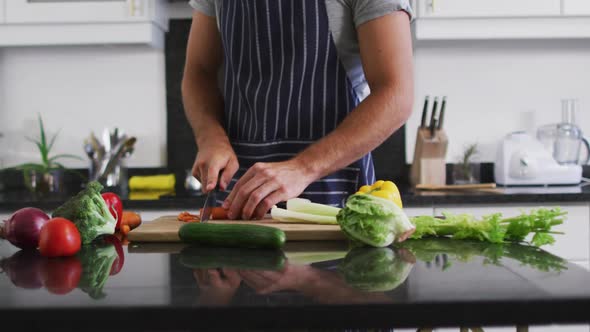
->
xmin=1 ymin=20 xmax=589 ymax=174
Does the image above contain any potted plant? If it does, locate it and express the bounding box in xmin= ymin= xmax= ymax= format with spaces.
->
xmin=452 ymin=143 xmax=481 ymax=184
xmin=8 ymin=114 xmax=83 ymax=194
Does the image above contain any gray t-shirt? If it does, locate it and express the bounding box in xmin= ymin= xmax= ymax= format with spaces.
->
xmin=188 ymin=0 xmax=414 ymax=102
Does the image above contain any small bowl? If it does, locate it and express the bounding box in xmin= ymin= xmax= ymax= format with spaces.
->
xmin=184 ymin=171 xmax=201 ymax=192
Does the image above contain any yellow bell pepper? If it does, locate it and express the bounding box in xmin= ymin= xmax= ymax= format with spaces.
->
xmin=358 ymin=185 xmax=372 ymax=194
xmin=358 ymin=179 xmax=403 ymax=209
xmin=370 ymin=180 xmax=385 ymax=190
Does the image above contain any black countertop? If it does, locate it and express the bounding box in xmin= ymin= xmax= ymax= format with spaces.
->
xmin=1 ymin=238 xmax=589 ymax=331
xmin=1 ymin=183 xmax=590 ymax=213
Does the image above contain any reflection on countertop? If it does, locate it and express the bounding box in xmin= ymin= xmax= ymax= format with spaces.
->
xmin=1 ymin=238 xmax=589 ymax=330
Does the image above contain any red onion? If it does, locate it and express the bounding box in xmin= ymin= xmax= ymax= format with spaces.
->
xmin=1 ymin=207 xmax=50 ymax=249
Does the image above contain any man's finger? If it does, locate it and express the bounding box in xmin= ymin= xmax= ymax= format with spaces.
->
xmin=220 ymin=158 xmax=239 ymax=191
xmin=227 ymin=175 xmax=266 ymax=220
xmin=242 ymin=182 xmax=280 ymax=220
xmin=207 ymin=269 xmax=223 ymax=288
xmin=223 ymin=168 xmax=256 ymax=210
xmin=204 ymin=160 xmax=225 ymax=192
xmin=222 ymin=268 xmax=242 ymax=285
xmin=253 ymin=190 xmax=284 ymax=220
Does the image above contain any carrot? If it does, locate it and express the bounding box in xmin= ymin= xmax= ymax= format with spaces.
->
xmin=178 ymin=211 xmax=200 ymax=223
xmin=121 ymin=211 xmax=142 ymax=229
xmin=199 ymin=207 xmax=229 ymax=220
xmin=121 ymin=224 xmax=131 ymax=236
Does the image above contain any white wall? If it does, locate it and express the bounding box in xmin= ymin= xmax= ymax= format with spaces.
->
xmin=0 ymin=44 xmax=167 ymax=169
xmin=1 ymin=24 xmax=589 ymax=170
xmin=406 ymin=39 xmax=590 ymax=164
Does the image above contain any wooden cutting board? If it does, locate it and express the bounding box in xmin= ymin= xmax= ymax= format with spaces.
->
xmin=127 ymin=215 xmax=346 ymax=242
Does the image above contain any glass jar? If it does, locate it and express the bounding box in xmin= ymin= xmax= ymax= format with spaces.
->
xmin=554 ymin=99 xmax=589 ymax=165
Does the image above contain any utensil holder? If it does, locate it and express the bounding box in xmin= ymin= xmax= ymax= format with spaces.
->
xmin=410 ymin=128 xmax=449 ymax=187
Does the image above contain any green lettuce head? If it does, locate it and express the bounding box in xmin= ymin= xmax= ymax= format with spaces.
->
xmin=336 ymin=194 xmax=415 ymax=247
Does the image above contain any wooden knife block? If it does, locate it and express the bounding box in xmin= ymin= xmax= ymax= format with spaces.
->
xmin=410 ymin=128 xmax=449 ymax=187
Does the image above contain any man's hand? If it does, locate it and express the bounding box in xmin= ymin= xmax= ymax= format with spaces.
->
xmin=192 ymin=140 xmax=239 ymax=193
xmin=222 ymin=159 xmax=315 ymax=220
xmin=193 ymin=269 xmax=242 ymax=306
xmin=239 ymin=264 xmax=313 ymax=294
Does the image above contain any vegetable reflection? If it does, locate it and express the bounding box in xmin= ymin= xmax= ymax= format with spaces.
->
xmin=395 ymin=238 xmax=568 ymax=273
xmin=183 ymin=246 xmax=416 ymax=305
xmin=338 ymin=247 xmax=415 ymax=292
xmin=0 ymin=235 xmax=125 ymax=298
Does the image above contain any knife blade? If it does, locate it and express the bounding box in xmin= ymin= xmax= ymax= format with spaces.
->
xmin=438 ymin=96 xmax=446 ymax=130
xmin=429 ymin=97 xmax=439 ymax=138
xmin=199 ymin=185 xmax=218 ymax=223
xmin=420 ymin=95 xmax=429 ymax=129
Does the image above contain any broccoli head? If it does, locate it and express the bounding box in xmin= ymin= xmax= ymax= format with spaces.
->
xmin=52 ymin=181 xmax=117 ymax=244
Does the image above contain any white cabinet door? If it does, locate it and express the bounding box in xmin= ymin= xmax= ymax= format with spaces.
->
xmin=563 ymin=0 xmax=590 ymax=15
xmin=0 ymin=1 xmax=5 ymax=23
xmin=417 ymin=0 xmax=561 ymax=17
xmin=404 ymin=206 xmax=434 ymax=218
xmin=434 ymin=203 xmax=590 ymax=261
xmin=5 ymin=0 xmax=151 ymax=24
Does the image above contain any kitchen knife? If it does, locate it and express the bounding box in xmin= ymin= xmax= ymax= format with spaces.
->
xmin=420 ymin=96 xmax=429 ymax=129
xmin=199 ymin=185 xmax=218 ymax=223
xmin=200 ymin=172 xmax=222 ymax=223
xmin=429 ymin=97 xmax=439 ymax=138
xmin=438 ymin=96 xmax=446 ymax=130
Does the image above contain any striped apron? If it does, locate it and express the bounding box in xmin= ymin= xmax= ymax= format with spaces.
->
xmin=218 ymin=0 xmax=375 ymax=207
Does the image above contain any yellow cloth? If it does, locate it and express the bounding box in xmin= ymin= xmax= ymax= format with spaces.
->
xmin=128 ymin=174 xmax=176 ymax=191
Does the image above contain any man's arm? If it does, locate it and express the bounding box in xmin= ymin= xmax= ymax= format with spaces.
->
xmin=224 ymin=11 xmax=414 ymax=219
xmin=296 ymin=10 xmax=414 ymax=180
xmin=182 ymin=11 xmax=239 ymax=192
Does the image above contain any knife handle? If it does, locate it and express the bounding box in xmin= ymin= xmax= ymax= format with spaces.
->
xmin=429 ymin=97 xmax=439 ymax=129
xmin=438 ymin=96 xmax=446 ymax=130
xmin=420 ymin=96 xmax=429 ymax=128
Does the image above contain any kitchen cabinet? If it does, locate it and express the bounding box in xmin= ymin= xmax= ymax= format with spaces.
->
xmin=434 ymin=203 xmax=590 ymax=262
xmin=404 ymin=206 xmax=434 ymax=217
xmin=0 ymin=0 xmax=168 ymax=48
xmin=415 ymin=0 xmax=561 ymax=18
xmin=0 ymin=1 xmax=5 ymax=23
xmin=411 ymin=0 xmax=590 ymax=41
xmin=563 ymin=0 xmax=590 ymax=15
xmin=5 ymin=0 xmax=166 ymax=26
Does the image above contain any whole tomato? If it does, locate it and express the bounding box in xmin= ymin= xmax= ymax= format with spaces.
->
xmin=41 ymin=256 xmax=82 ymax=295
xmin=38 ymin=218 xmax=81 ymax=257
xmin=102 ymin=192 xmax=123 ymax=230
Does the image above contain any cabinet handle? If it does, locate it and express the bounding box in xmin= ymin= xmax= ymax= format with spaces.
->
xmin=427 ymin=0 xmax=436 ymax=14
xmin=129 ymin=0 xmax=144 ymax=17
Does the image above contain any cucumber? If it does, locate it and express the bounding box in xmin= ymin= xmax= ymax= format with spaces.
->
xmin=178 ymin=222 xmax=286 ymax=249
xmin=179 ymin=246 xmax=286 ymax=271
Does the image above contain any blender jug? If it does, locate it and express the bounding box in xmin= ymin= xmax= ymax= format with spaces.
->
xmin=538 ymin=99 xmax=590 ymax=165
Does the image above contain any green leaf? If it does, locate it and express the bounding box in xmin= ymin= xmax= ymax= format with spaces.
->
xmin=47 ymin=129 xmax=61 ymax=155
xmin=531 ymin=232 xmax=555 ymax=247
xmin=12 ymin=163 xmax=48 ymax=173
xmin=49 ymin=154 xmax=84 ymax=163
xmin=38 ymin=114 xmax=47 ymax=152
